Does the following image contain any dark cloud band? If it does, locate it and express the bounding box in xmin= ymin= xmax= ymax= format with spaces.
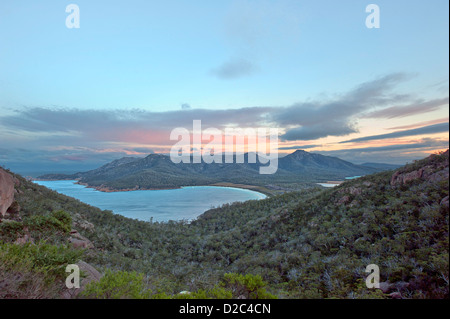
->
xmin=340 ymin=122 xmax=449 ymax=144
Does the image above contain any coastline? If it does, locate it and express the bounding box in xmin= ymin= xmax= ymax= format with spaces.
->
xmin=75 ymin=181 xmax=183 ymax=193
xmin=82 ymin=182 xmax=273 ymax=197
xmin=36 ymin=179 xmax=274 ymax=197
xmin=207 ymin=182 xmax=274 ymax=197
xmin=32 ymin=180 xmax=270 ymax=223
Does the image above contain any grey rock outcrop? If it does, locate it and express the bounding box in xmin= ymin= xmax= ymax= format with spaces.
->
xmin=0 ymin=168 xmax=16 ymax=217
xmin=68 ymin=230 xmax=94 ymax=249
xmin=390 ymin=151 xmax=449 ymax=186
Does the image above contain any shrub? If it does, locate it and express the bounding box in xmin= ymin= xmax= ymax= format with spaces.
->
xmin=0 ymin=242 xmax=83 ymax=298
xmin=50 ymin=210 xmax=72 ymax=229
xmin=0 ymin=210 xmax=73 ymax=244
xmin=220 ymin=273 xmax=277 ymax=299
xmin=0 ymin=220 xmax=25 ymax=242
xmin=80 ymin=269 xmax=151 ymax=299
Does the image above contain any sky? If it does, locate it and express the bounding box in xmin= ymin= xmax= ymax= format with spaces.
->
xmin=0 ymin=0 xmax=448 ymax=175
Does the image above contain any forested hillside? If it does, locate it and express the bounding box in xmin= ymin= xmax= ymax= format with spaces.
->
xmin=0 ymin=150 xmax=448 ymax=299
xmin=37 ymin=150 xmax=380 ymax=191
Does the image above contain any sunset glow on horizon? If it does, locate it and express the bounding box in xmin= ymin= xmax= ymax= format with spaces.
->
xmin=0 ymin=0 xmax=448 ymax=173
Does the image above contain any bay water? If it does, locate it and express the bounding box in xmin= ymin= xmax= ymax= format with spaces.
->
xmin=34 ymin=180 xmax=266 ymax=222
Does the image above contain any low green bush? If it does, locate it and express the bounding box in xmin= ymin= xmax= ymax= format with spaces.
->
xmin=0 ymin=241 xmax=83 ymax=298
xmin=80 ymin=269 xmax=151 ymax=299
xmin=0 ymin=210 xmax=72 ymax=243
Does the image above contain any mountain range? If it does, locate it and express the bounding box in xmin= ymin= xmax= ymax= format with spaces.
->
xmin=37 ymin=150 xmax=396 ymax=191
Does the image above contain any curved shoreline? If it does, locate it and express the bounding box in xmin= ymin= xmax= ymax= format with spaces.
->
xmin=77 ymin=181 xmax=273 ymax=197
xmin=34 ymin=178 xmax=274 ymax=197
xmin=33 ymin=180 xmax=267 ymax=222
xmin=206 ymin=182 xmax=273 ymax=197
xmin=75 ymin=181 xmax=183 ymax=193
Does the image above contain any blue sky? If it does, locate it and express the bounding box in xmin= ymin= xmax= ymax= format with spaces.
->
xmin=0 ymin=0 xmax=448 ymax=174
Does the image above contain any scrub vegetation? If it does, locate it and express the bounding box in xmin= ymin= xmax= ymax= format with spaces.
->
xmin=1 ymin=151 xmax=448 ymax=299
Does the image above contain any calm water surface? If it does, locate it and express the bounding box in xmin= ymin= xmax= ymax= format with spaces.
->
xmin=34 ymin=180 xmax=266 ymax=222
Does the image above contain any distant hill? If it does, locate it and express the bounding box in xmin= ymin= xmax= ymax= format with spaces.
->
xmin=278 ymin=150 xmax=375 ymax=173
xmin=37 ymin=150 xmax=382 ymax=191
